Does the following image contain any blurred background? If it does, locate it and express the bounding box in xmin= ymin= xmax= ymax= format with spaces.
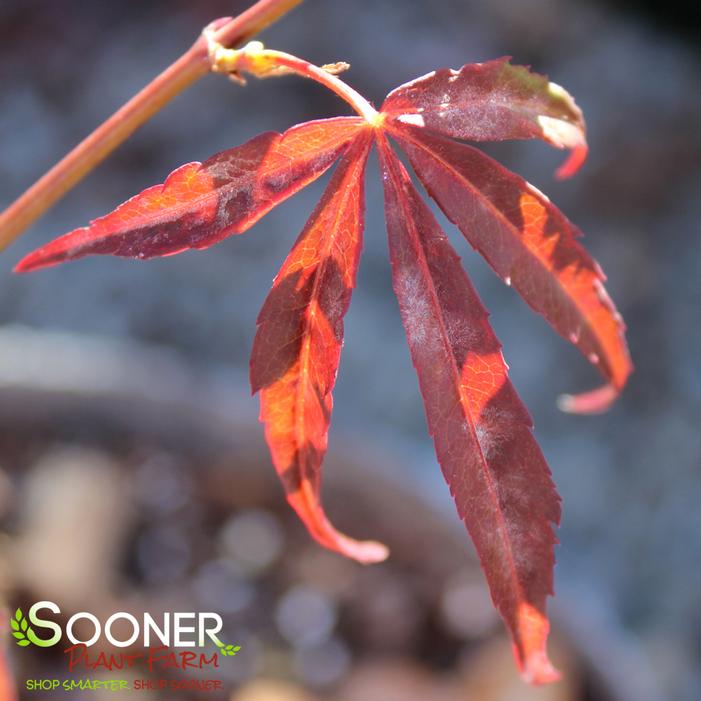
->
xmin=0 ymin=0 xmax=700 ymax=699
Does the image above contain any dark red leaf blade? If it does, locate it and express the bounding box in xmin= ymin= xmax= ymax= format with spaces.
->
xmin=14 ymin=117 xmax=366 ymax=272
xmin=381 ymin=58 xmax=587 ymax=178
xmin=390 ymin=126 xmax=632 ymax=412
xmin=377 ymin=132 xmax=561 ymax=684
xmin=250 ymin=129 xmax=387 ymax=564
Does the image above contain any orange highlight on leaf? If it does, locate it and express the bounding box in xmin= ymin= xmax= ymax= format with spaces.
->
xmin=515 ymin=602 xmax=561 ymax=684
xmin=379 ymin=132 xmax=560 ymax=683
xmin=15 ymin=117 xmax=365 ymax=271
xmin=391 ymin=126 xmax=632 ymax=407
xmin=250 ymin=129 xmax=387 ymax=564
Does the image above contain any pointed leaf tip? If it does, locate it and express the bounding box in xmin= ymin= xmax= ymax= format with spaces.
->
xmin=521 ymin=650 xmax=562 ymax=685
xmin=514 ymin=602 xmax=561 ymax=685
xmin=555 ymin=144 xmax=588 ymax=180
xmin=557 ymin=383 xmax=619 ymax=414
xmin=305 ymin=513 xmax=389 ymax=564
xmin=287 ymin=478 xmax=389 ymax=563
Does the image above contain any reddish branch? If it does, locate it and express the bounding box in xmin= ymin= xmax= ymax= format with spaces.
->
xmin=0 ymin=0 xmax=304 ymax=251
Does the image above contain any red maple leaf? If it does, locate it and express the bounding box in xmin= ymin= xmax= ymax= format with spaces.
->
xmin=13 ymin=47 xmax=632 ymax=684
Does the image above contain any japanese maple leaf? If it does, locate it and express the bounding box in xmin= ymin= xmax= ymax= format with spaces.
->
xmin=14 ymin=49 xmax=632 ymax=684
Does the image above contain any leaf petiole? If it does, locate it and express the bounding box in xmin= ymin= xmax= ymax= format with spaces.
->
xmin=210 ymin=41 xmax=381 ymax=125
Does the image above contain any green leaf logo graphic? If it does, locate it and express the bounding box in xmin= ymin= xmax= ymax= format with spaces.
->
xmin=216 ymin=641 xmax=241 ymax=657
xmin=10 ymin=608 xmax=34 ymax=647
